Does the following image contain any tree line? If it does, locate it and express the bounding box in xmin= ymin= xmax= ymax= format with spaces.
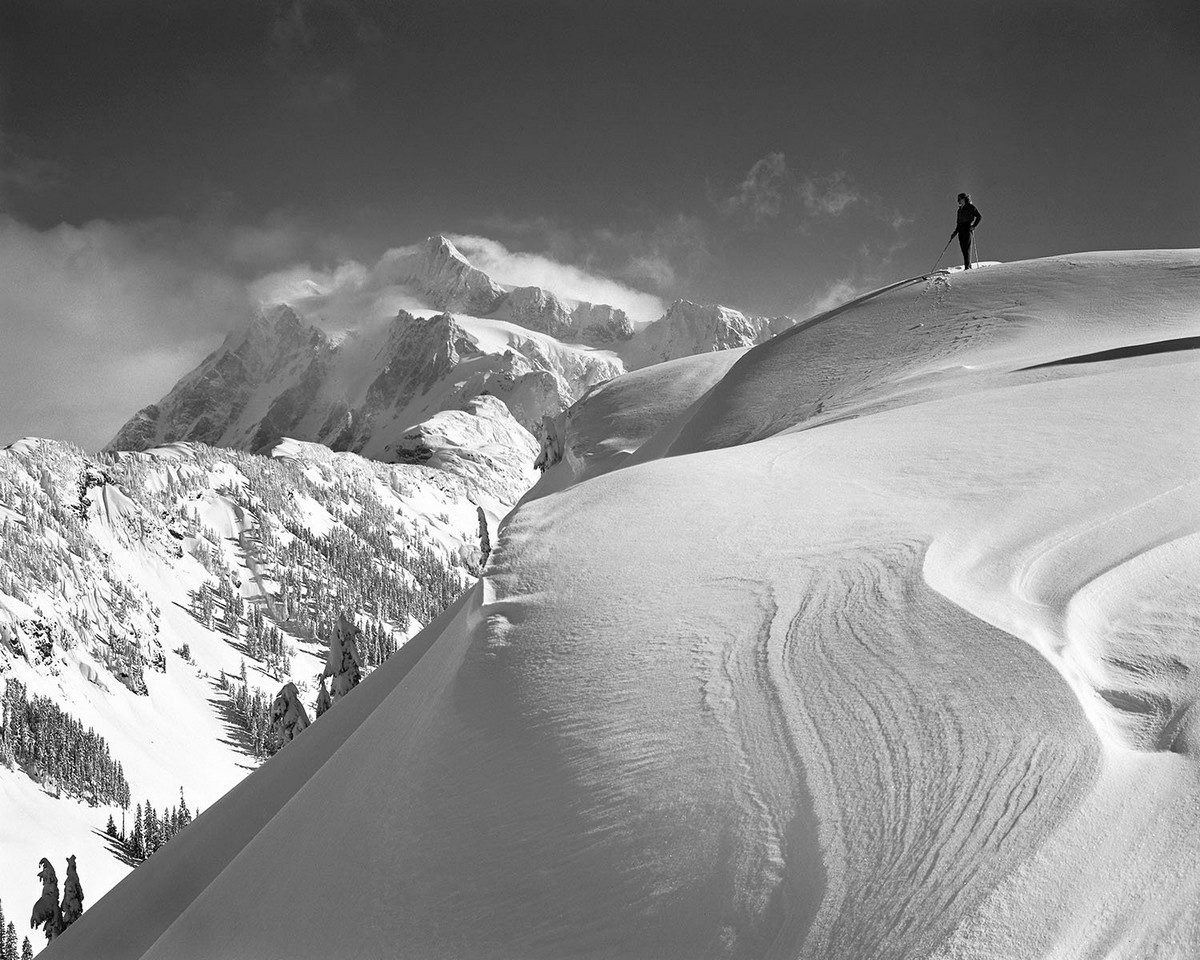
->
xmin=0 ymin=679 xmax=131 ymax=809
xmin=104 ymin=787 xmax=195 ymax=864
xmin=0 ymin=897 xmax=34 ymax=959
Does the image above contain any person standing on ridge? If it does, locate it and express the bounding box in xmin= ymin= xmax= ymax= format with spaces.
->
xmin=950 ymin=192 xmax=982 ymax=269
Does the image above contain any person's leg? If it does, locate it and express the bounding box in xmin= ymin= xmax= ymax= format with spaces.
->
xmin=959 ymin=230 xmax=972 ymax=269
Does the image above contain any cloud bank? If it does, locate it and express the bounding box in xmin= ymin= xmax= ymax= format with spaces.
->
xmin=0 ymin=210 xmax=674 ymax=452
xmin=446 ymin=235 xmax=666 ymax=322
xmin=0 ymin=215 xmax=253 ymax=450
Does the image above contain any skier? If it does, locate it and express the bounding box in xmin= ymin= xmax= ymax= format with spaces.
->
xmin=950 ymin=192 xmax=982 ymax=269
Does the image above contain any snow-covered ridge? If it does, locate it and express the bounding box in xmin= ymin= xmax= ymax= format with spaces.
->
xmin=389 ymin=236 xmax=636 ymax=343
xmin=50 ymin=250 xmax=1200 ymax=959
xmin=629 ymin=297 xmax=793 ymax=367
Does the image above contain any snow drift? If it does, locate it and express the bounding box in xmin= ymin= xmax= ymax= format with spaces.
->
xmin=49 ymin=252 xmax=1200 ymax=959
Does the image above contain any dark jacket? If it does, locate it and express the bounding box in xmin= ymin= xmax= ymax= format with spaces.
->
xmin=953 ymin=202 xmax=982 ymax=236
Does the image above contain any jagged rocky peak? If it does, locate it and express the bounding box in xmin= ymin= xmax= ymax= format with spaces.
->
xmin=221 ymin=303 xmax=323 ymax=358
xmin=569 ymin=302 xmax=634 ymax=343
xmin=376 ymin=310 xmax=481 ymax=369
xmin=493 ymin=287 xmax=634 ymax=344
xmin=388 ymin=235 xmax=507 ymax=316
xmin=503 ymin=286 xmax=574 ymax=339
xmin=636 ymin=298 xmax=794 ymax=364
xmin=108 ymin=305 xmax=332 ymax=453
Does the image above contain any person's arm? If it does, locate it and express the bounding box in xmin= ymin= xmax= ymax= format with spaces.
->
xmin=972 ymin=208 xmax=982 ymax=228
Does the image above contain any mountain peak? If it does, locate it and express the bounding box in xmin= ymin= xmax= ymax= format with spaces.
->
xmin=389 ymin=236 xmax=506 ymax=316
xmin=222 ymin=303 xmax=313 ymax=353
xmin=635 ymin=298 xmax=790 ymax=364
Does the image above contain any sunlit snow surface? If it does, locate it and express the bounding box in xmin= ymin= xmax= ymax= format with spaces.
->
xmin=54 ymin=252 xmax=1200 ymax=959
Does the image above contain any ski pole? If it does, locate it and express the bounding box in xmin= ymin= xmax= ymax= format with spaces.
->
xmin=931 ymin=236 xmax=953 ymax=274
xmin=972 ymin=231 xmax=980 ymax=267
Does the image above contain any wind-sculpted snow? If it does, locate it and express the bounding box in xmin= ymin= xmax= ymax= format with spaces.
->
xmin=528 ymin=348 xmax=749 ymax=494
xmin=48 ymin=251 xmax=1200 ymax=959
xmin=662 ymin=252 xmax=1200 ymax=457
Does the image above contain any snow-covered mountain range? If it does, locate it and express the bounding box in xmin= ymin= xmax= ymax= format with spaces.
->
xmin=109 ymin=236 xmax=791 ymax=460
xmin=42 ymin=249 xmax=1200 ymax=959
xmin=2 ymin=234 xmax=794 ymax=947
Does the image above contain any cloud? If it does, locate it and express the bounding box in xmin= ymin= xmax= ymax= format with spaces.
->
xmin=446 ymin=234 xmax=665 ymax=322
xmin=716 ymin=152 xmax=790 ymax=227
xmin=715 ymin=154 xmax=889 ymax=233
xmin=248 ymin=257 xmax=434 ymax=331
xmin=476 ymin=212 xmax=716 ymax=302
xmin=249 ymin=231 xmax=671 ymax=333
xmin=267 ymin=0 xmax=380 ymax=106
xmin=799 ymin=171 xmax=863 ymax=216
xmin=0 ymin=214 xmax=254 ymax=450
xmin=800 ymin=277 xmax=863 ymax=318
xmin=0 ymin=132 xmax=67 ymax=208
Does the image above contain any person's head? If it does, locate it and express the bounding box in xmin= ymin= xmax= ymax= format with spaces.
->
xmin=957 ymin=192 xmax=970 ymax=204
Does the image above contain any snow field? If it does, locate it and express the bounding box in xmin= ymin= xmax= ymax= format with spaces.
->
xmin=46 ymin=250 xmax=1200 ymax=958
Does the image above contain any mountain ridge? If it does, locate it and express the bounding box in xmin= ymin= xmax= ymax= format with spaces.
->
xmin=109 ymin=235 xmax=793 ymax=464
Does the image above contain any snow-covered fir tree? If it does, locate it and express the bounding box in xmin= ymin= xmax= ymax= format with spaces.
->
xmin=315 ymin=678 xmax=332 ymax=718
xmin=59 ymin=855 xmax=83 ymax=927
xmin=30 ymin=858 xmax=63 ymax=942
xmin=269 ymin=682 xmax=310 ymax=747
xmin=322 ymin=613 xmax=363 ymax=701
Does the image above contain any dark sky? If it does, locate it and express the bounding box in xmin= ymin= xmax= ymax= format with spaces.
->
xmin=1 ymin=0 xmax=1198 ymax=446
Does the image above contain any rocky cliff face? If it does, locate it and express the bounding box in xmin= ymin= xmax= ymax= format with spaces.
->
xmin=110 ymin=305 xmax=332 ymax=453
xmin=632 ymin=299 xmax=793 ymax=365
xmin=108 ymin=306 xmax=620 ymax=464
xmin=568 ymin=302 xmax=634 ymax=343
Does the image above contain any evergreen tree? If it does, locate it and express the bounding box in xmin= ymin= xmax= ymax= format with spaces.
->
xmin=131 ymin=803 xmax=145 ymax=860
xmin=322 ymin=613 xmax=362 ymax=700
xmin=30 ymin=857 xmax=64 ymax=942
xmin=144 ymin=800 xmax=157 ymax=854
xmin=105 ymin=812 xmax=117 ymax=837
xmin=178 ymin=786 xmax=191 ymax=828
xmin=3 ymin=923 xmax=16 ymax=960
xmin=477 ymin=504 xmax=491 ymax=567
xmin=0 ymin=901 xmax=6 ymax=960
xmin=21 ymin=937 xmax=33 ymax=960
xmin=60 ymin=855 xmax=84 ymax=926
xmin=269 ymin=682 xmax=310 ymax=748
xmin=315 ymin=677 xmax=332 ymax=718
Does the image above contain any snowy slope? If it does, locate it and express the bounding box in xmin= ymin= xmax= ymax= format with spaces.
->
xmin=0 ymin=435 xmax=519 ymax=938
xmin=45 ymin=250 xmax=1200 ymax=959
